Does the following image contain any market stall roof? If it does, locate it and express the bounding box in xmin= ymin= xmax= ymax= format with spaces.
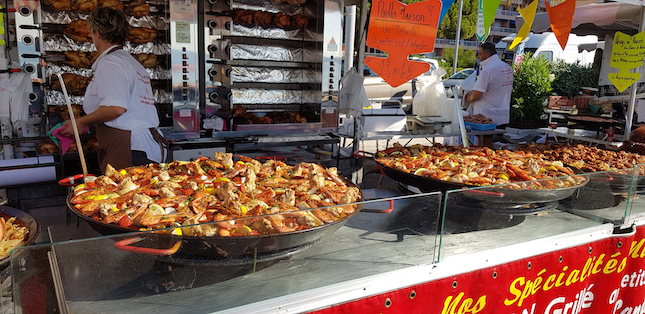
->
xmin=578 ymin=41 xmax=605 ymax=52
xmin=516 ymin=2 xmax=642 ymax=37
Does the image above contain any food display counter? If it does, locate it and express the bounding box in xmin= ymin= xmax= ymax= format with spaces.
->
xmin=6 ymin=163 xmax=645 ymax=313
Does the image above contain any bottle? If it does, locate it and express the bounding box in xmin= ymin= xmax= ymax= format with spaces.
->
xmin=569 ymin=105 xmax=578 ymax=115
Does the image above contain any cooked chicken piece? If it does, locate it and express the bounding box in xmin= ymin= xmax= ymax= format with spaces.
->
xmin=213 ymin=152 xmax=233 ymax=168
xmin=158 ymin=170 xmax=170 ymax=181
xmin=64 ymin=20 xmax=92 ymax=42
xmin=43 ymin=0 xmax=72 ymax=11
xmin=129 ymin=0 xmax=149 ymax=16
xmin=132 ymin=193 xmax=152 ymax=205
xmin=129 ymin=27 xmax=156 ymax=44
xmin=244 ymin=169 xmax=256 ymax=192
xmin=119 ymin=178 xmax=139 ymax=195
xmin=233 ymin=9 xmax=253 ymax=24
xmin=95 ymin=176 xmax=116 ymax=187
xmin=153 ymin=180 xmax=180 ymax=189
xmin=64 ymin=51 xmax=91 ymax=68
xmin=257 ymin=116 xmax=272 ymax=124
xmin=528 ymin=159 xmax=540 ymax=176
xmin=309 ymin=173 xmax=325 ymax=188
xmin=159 ymin=187 xmax=176 ymax=198
xmin=448 ymin=173 xmax=470 ymax=183
xmin=296 ymin=201 xmax=310 ymax=209
xmin=280 ymin=189 xmax=295 ymax=206
xmin=393 ymin=162 xmax=407 ymax=171
xmin=291 ymin=13 xmax=308 ymax=29
xmin=105 ymin=164 xmax=125 ymax=182
xmin=217 ymin=182 xmax=238 ymax=207
xmin=181 ymin=217 xmax=219 ymax=236
xmin=339 ymin=187 xmax=360 ymax=204
xmin=135 ymin=53 xmax=157 ymax=67
xmin=188 ymin=181 xmax=199 ymax=190
xmin=50 ymin=73 xmax=90 ymax=95
xmin=99 ymin=0 xmax=123 ymax=10
xmin=252 ymin=11 xmax=272 ymax=27
xmin=273 ymin=12 xmax=291 ymax=29
xmin=99 ymin=203 xmax=113 ymax=218
xmin=88 ymin=51 xmax=99 ymax=64
xmin=54 ymin=104 xmax=83 ymax=120
xmin=72 ymin=0 xmax=98 ymax=12
xmin=251 ymin=218 xmax=273 ymax=234
xmin=246 ymin=163 xmax=261 ymax=175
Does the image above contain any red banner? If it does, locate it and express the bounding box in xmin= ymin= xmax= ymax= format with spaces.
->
xmin=310 ymin=225 xmax=645 ymax=313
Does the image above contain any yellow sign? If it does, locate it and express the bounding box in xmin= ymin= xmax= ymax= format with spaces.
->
xmin=608 ymin=31 xmax=645 ymax=92
xmin=608 ymin=72 xmax=641 ymax=93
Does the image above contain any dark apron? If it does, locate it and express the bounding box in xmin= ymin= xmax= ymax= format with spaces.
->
xmin=93 ymin=45 xmax=169 ymax=173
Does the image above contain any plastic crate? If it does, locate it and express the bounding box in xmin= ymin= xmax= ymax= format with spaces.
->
xmin=464 ymin=121 xmax=498 ymax=130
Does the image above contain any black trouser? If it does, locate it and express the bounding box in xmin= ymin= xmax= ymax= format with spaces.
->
xmin=132 ymin=150 xmax=154 ymax=166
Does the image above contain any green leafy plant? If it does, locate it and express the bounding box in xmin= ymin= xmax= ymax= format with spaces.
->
xmin=550 ymin=61 xmax=600 ymax=98
xmin=510 ymin=53 xmax=553 ymax=128
xmin=438 ymin=48 xmax=476 ymax=78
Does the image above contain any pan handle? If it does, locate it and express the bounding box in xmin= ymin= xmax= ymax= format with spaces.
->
xmin=114 ymin=237 xmax=182 ymax=256
xmin=593 ymin=173 xmax=614 ymax=182
xmin=58 ymin=174 xmax=96 ymax=186
xmin=353 ymin=150 xmax=374 ymax=159
xmin=463 ymin=189 xmax=505 ymax=197
xmin=361 ymin=199 xmax=395 ymax=214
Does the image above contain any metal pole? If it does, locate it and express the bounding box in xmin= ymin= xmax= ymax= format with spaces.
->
xmin=344 ymin=5 xmax=356 ymax=75
xmin=452 ymin=0 xmax=464 ymax=75
xmin=357 ymin=0 xmax=369 ymax=76
xmin=625 ymin=7 xmax=645 ymax=141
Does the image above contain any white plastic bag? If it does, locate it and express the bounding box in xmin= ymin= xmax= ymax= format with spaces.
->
xmin=412 ymin=67 xmax=450 ymax=118
xmin=339 ymin=68 xmax=370 ymax=117
xmin=457 ymin=71 xmax=477 ymax=98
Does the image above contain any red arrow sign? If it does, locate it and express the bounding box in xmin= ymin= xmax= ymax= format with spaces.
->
xmin=365 ymin=0 xmax=441 ymax=87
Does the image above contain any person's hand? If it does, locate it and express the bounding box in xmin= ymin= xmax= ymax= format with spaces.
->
xmin=58 ymin=119 xmax=87 ymax=138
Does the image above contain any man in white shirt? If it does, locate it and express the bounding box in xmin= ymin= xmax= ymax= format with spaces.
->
xmin=59 ymin=7 xmax=166 ymax=173
xmin=465 ymin=42 xmax=514 ymax=125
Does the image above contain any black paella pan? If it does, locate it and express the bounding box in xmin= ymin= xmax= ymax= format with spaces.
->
xmin=374 ymin=158 xmax=588 ymax=204
xmin=66 ymin=179 xmax=364 ymax=262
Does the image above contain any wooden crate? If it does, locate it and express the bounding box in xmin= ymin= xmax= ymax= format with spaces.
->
xmin=548 ymin=96 xmax=570 ymax=110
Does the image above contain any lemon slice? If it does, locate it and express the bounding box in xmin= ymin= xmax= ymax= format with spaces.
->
xmin=171 ymin=228 xmax=182 ymax=236
xmin=414 ymin=168 xmax=428 ymax=176
xmin=215 ymin=177 xmax=230 ymax=182
xmin=233 ymin=225 xmax=252 ymax=235
xmin=148 ymin=204 xmax=165 ymax=216
xmin=73 ymin=183 xmax=86 ymax=192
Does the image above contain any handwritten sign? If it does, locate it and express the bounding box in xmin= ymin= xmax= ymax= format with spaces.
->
xmin=609 ymin=73 xmax=641 ymax=93
xmin=608 ymin=31 xmax=645 ymax=92
xmin=365 ymin=0 xmax=441 ymax=87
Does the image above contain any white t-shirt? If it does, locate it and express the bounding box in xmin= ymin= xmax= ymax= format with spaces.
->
xmin=84 ymin=45 xmax=163 ymax=162
xmin=472 ymin=55 xmax=513 ymax=125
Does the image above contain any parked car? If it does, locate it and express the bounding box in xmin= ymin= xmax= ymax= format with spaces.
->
xmin=363 ymin=57 xmax=441 ymax=112
xmin=443 ymin=68 xmax=475 ymax=98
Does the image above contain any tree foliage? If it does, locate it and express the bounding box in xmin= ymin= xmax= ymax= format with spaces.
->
xmin=438 ymin=48 xmax=476 ymax=77
xmin=510 ymin=53 xmax=553 ymax=128
xmin=550 ymin=61 xmax=600 ymax=98
xmin=436 ymin=0 xmax=478 ymax=40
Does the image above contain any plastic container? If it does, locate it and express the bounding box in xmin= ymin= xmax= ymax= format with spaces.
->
xmin=464 ymin=122 xmax=498 ymax=131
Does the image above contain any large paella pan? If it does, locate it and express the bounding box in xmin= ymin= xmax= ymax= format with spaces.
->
xmin=67 ymin=154 xmax=363 ymax=260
